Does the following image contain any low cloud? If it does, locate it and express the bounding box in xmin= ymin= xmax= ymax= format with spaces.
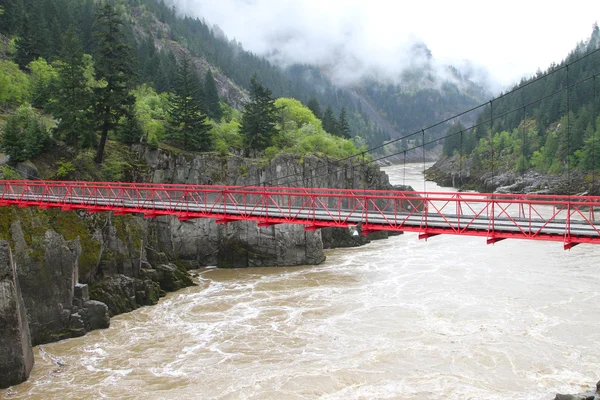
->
xmin=167 ymin=0 xmax=600 ymax=92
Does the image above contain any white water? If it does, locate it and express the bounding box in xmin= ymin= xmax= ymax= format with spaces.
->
xmin=2 ymin=163 xmax=600 ymax=400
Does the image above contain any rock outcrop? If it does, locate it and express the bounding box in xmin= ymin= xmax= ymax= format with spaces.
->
xmin=0 ymin=241 xmax=34 ymax=389
xmin=0 ymin=148 xmax=398 ymax=389
xmin=426 ymin=153 xmax=587 ymax=194
xmin=139 ymin=147 xmax=396 ymax=263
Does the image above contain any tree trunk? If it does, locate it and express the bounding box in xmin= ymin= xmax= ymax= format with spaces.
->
xmin=95 ymin=106 xmax=110 ymax=164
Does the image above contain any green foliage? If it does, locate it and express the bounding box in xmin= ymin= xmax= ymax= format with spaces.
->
xmin=167 ymin=55 xmax=212 ymax=151
xmin=118 ymin=103 xmax=144 ymax=145
xmin=101 ymin=157 xmax=128 ymax=181
xmin=240 ymin=75 xmax=279 ymax=154
xmin=132 ymin=84 xmax=169 ymax=146
xmin=92 ymin=3 xmax=136 ymax=163
xmin=442 ymin=122 xmax=467 ymax=156
xmin=0 ymin=106 xmax=52 ymax=164
xmin=461 ymin=26 xmax=600 ymax=177
xmin=55 ymin=160 xmax=75 ymax=179
xmin=337 ymin=107 xmax=351 ymax=139
xmin=28 ymin=58 xmax=58 ymax=110
xmin=0 ymin=166 xmax=21 ymax=180
xmin=203 ymin=70 xmax=222 ymax=121
xmin=321 ymin=105 xmax=337 ymax=136
xmin=52 ymin=29 xmax=95 ymax=149
xmin=266 ymin=97 xmax=361 ymax=159
xmin=0 ymin=59 xmax=30 ymax=107
xmin=211 ymin=119 xmax=243 ymax=155
xmin=306 ymin=97 xmax=322 ymax=120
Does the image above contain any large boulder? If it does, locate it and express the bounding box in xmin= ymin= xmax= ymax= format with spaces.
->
xmin=0 ymin=241 xmax=34 ymax=389
xmin=89 ymin=274 xmax=162 ymax=316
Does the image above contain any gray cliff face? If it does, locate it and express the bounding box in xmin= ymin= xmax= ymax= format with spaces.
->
xmin=11 ymin=226 xmax=82 ymax=345
xmin=426 ymin=154 xmax=587 ymax=194
xmin=0 ymin=241 xmax=34 ymax=389
xmin=138 ymin=147 xmax=394 ymax=267
xmin=0 ymin=149 xmax=396 ymax=387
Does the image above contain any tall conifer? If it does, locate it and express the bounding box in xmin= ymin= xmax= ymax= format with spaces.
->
xmin=92 ymin=3 xmax=135 ymax=164
xmin=167 ymin=55 xmax=212 ymax=151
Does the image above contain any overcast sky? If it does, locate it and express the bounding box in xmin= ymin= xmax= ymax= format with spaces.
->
xmin=169 ymin=0 xmax=600 ymax=91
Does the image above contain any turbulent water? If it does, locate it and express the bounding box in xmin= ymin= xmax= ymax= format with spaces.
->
xmin=2 ymin=163 xmax=600 ymax=400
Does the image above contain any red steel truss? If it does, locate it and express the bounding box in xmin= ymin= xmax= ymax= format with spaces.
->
xmin=1 ymin=180 xmax=599 ymax=249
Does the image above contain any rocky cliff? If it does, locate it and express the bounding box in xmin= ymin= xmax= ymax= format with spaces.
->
xmin=0 ymin=241 xmax=33 ymax=389
xmin=0 ymin=148 xmax=395 ymax=387
xmin=425 ymin=154 xmax=587 ymax=194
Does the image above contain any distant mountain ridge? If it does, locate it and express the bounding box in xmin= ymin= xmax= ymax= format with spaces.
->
xmin=139 ymin=0 xmax=490 ymax=150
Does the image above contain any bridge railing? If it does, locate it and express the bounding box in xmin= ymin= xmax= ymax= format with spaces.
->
xmin=1 ymin=180 xmax=599 ymax=247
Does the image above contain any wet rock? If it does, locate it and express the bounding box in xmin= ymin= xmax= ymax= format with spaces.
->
xmin=154 ymin=263 xmax=195 ymax=291
xmin=73 ymin=283 xmax=89 ymax=307
xmin=14 ymin=228 xmax=82 ymax=345
xmin=82 ymin=300 xmax=110 ymax=330
xmin=553 ymin=379 xmax=600 ymax=400
xmin=0 ymin=241 xmax=34 ymax=389
xmin=89 ymin=274 xmax=163 ymax=316
xmin=89 ymin=274 xmax=138 ymax=316
xmin=67 ymin=312 xmax=86 ymax=338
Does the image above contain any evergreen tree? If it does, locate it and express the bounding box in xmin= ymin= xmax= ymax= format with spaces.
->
xmin=307 ymin=97 xmax=322 ymax=120
xmin=167 ymin=55 xmax=211 ymax=151
xmin=14 ymin=13 xmax=39 ymax=69
xmin=240 ymin=74 xmax=278 ymax=153
xmin=92 ymin=3 xmax=135 ymax=164
xmin=53 ymin=27 xmax=92 ymax=150
xmin=322 ymin=105 xmax=338 ymax=136
xmin=0 ymin=108 xmax=51 ymax=164
xmin=118 ymin=103 xmax=144 ymax=145
xmin=204 ymin=70 xmax=222 ymax=120
xmin=442 ymin=122 xmax=466 ymax=156
xmin=78 ymin=0 xmax=96 ymax=54
xmin=0 ymin=0 xmax=25 ymax=36
xmin=337 ymin=107 xmax=351 ymax=139
xmin=0 ymin=114 xmax=25 ymax=164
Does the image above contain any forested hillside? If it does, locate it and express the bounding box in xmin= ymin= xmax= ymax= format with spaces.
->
xmin=440 ymin=24 xmax=600 ymax=181
xmin=0 ymin=0 xmax=488 ymax=175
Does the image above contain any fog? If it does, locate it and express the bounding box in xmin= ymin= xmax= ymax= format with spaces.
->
xmin=167 ymin=0 xmax=600 ymax=92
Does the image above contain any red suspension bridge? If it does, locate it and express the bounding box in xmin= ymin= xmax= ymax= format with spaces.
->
xmin=1 ymin=180 xmax=599 ymax=250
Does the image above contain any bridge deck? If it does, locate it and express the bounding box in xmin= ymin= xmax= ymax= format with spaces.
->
xmin=1 ymin=180 xmax=599 ymax=249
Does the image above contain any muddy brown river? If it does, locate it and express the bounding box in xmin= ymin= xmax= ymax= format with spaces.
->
xmin=2 ymin=163 xmax=599 ymax=399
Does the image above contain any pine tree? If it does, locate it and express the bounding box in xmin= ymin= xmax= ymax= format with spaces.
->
xmin=0 ymin=108 xmax=51 ymax=164
xmin=0 ymin=114 xmax=25 ymax=164
xmin=167 ymin=55 xmax=212 ymax=151
xmin=92 ymin=3 xmax=135 ymax=164
xmin=322 ymin=105 xmax=338 ymax=136
xmin=118 ymin=103 xmax=144 ymax=145
xmin=204 ymin=70 xmax=222 ymax=121
xmin=0 ymin=0 xmax=25 ymax=36
xmin=240 ymin=75 xmax=279 ymax=154
xmin=337 ymin=107 xmax=351 ymax=139
xmin=14 ymin=13 xmax=39 ymax=69
xmin=53 ymin=27 xmax=92 ymax=150
xmin=307 ymin=97 xmax=322 ymax=120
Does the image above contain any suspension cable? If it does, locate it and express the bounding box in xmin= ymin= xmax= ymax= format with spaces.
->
xmin=459 ymin=129 xmax=463 ymax=187
xmin=253 ymin=69 xmax=600 ymax=191
xmin=566 ymin=65 xmax=571 ymax=194
xmin=522 ymin=106 xmax=526 ymax=179
xmin=403 ymin=150 xmax=406 ymax=187
xmin=594 ymin=75 xmax=597 ymax=194
xmin=490 ymin=100 xmax=494 ymax=191
xmin=422 ymin=129 xmax=426 ymax=193
xmin=240 ymin=50 xmax=600 ymax=190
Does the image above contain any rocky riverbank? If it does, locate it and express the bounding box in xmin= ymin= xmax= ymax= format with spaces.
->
xmin=553 ymin=379 xmax=600 ymax=399
xmin=0 ymin=146 xmax=397 ymax=387
xmin=425 ymin=154 xmax=591 ymax=194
